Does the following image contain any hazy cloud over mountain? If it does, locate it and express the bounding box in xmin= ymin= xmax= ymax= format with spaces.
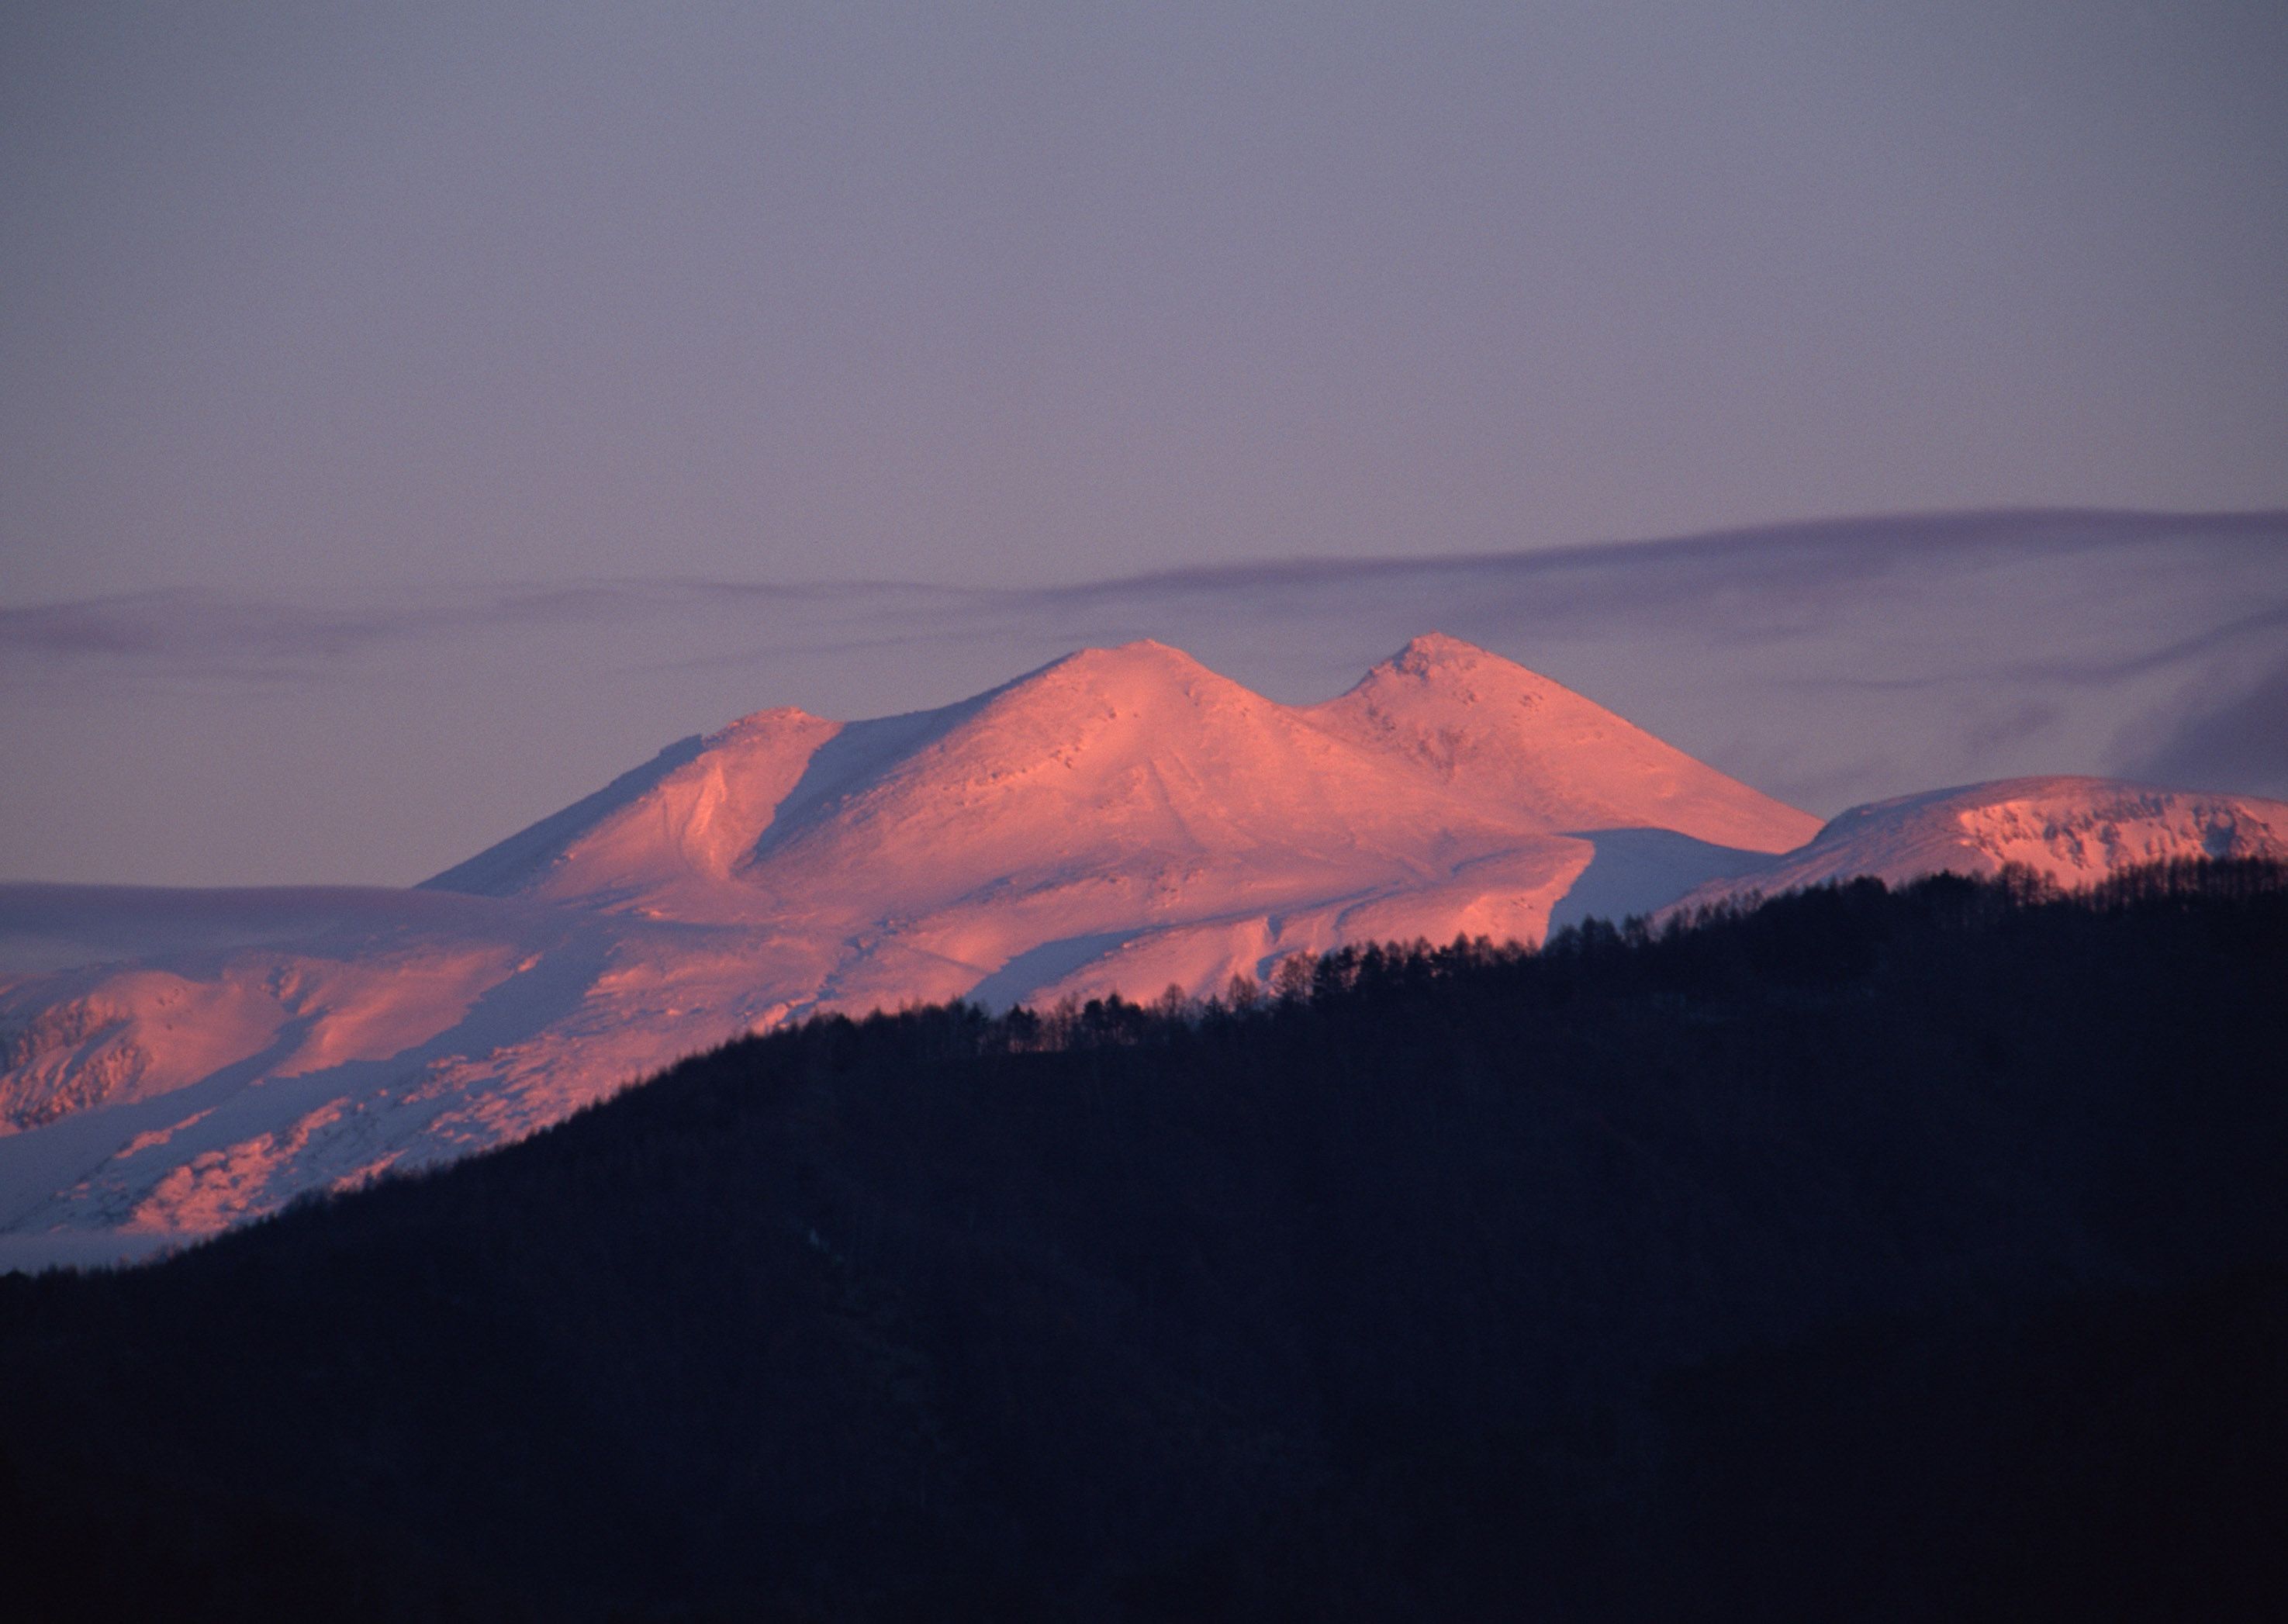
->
xmin=4 ymin=510 xmax=2280 ymax=886
xmin=2124 ymin=653 xmax=2288 ymax=792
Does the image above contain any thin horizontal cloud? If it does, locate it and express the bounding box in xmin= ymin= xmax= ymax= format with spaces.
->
xmin=0 ymin=581 xmax=997 ymax=686
xmin=1793 ymin=603 xmax=2288 ymax=693
xmin=1028 ymin=509 xmax=2286 ymax=637
xmin=5 ymin=509 xmax=2284 ymax=888
xmin=10 ymin=508 xmax=2279 ymax=686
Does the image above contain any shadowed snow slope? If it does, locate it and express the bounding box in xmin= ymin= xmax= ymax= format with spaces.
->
xmin=1667 ymin=776 xmax=2288 ymax=918
xmin=0 ymin=634 xmax=1906 ymax=1265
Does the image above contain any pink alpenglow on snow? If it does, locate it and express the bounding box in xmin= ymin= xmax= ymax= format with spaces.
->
xmin=3 ymin=636 xmax=2278 ymax=1269
xmin=1665 ymin=777 xmax=2288 ymax=919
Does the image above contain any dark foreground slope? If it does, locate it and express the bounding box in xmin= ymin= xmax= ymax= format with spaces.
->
xmin=3 ymin=862 xmax=2285 ymax=1621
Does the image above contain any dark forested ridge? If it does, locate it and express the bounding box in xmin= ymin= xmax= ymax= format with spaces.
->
xmin=4 ymin=861 xmax=2286 ymax=1621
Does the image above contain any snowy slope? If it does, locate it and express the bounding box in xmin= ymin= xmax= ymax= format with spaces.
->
xmin=1665 ymin=776 xmax=2288 ymax=918
xmin=1303 ymin=633 xmax=1816 ymax=850
xmin=11 ymin=643 xmax=2279 ymax=1269
xmin=0 ymin=634 xmax=1831 ymax=1266
xmin=421 ymin=636 xmax=1816 ymax=1009
xmin=0 ymin=888 xmax=862 ymax=1267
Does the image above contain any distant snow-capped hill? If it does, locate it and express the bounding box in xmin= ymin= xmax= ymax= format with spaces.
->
xmin=416 ymin=634 xmax=1816 ymax=1014
xmin=0 ymin=635 xmax=1819 ymax=1266
xmin=1665 ymin=776 xmax=2288 ymax=917
xmin=67 ymin=641 xmax=2288 ymax=1269
xmin=425 ymin=634 xmax=1816 ymax=919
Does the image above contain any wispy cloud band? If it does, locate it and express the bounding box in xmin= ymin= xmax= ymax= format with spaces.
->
xmin=5 ymin=509 xmax=2283 ymax=884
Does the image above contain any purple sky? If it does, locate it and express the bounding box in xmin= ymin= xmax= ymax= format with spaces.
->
xmin=3 ymin=5 xmax=2286 ymax=884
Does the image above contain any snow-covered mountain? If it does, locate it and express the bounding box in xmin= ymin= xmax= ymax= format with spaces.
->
xmin=1664 ymin=776 xmax=2288 ymax=918
xmin=421 ymin=635 xmax=1818 ymax=1005
xmin=2 ymin=634 xmax=2279 ymax=1269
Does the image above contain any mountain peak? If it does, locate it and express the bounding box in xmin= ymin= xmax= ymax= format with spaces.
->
xmin=430 ymin=634 xmax=1820 ymax=933
xmin=2 ymin=635 xmax=1873 ymax=1258
xmin=949 ymin=640 xmax=1259 ymax=738
xmin=1309 ymin=637 xmax=1821 ymax=852
xmin=1342 ymin=633 xmax=1568 ymax=712
xmin=1023 ymin=638 xmax=1221 ymax=688
xmin=707 ymin=703 xmax=826 ymax=743
xmin=1388 ymin=631 xmax=1501 ymax=674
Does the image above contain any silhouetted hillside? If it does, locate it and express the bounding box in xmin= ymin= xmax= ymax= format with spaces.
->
xmin=3 ymin=860 xmax=2284 ymax=1621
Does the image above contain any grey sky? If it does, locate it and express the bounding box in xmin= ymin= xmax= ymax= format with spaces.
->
xmin=6 ymin=2 xmax=2285 ymax=602
xmin=3 ymin=5 xmax=2285 ymax=884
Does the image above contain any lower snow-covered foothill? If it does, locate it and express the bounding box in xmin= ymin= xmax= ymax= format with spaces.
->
xmin=3 ymin=636 xmax=2283 ymax=1268
xmin=0 ymin=886 xmax=824 ymax=1269
xmin=1664 ymin=777 xmax=2288 ymax=920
